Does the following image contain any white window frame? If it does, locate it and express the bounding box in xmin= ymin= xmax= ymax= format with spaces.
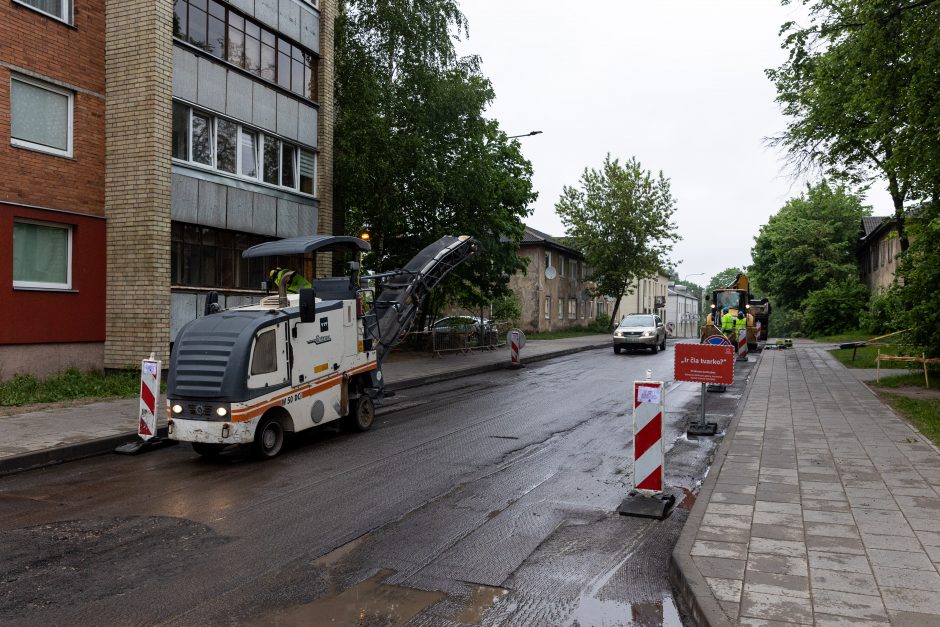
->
xmin=559 ymin=256 xmax=565 ymax=277
xmin=12 ymin=219 xmax=73 ymax=290
xmin=188 ymin=108 xmax=215 ymax=167
xmin=237 ymin=125 xmax=260 ymax=179
xmin=544 ymin=296 xmax=551 ymax=320
xmin=12 ymin=0 xmax=72 ymax=24
xmin=10 ymin=75 xmax=74 ymax=158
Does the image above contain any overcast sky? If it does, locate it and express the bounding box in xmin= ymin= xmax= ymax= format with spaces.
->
xmin=455 ymin=1 xmax=895 ymax=287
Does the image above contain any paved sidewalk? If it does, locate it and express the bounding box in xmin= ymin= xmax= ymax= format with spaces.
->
xmin=0 ymin=334 xmax=610 ymax=474
xmin=673 ymin=344 xmax=940 ymax=626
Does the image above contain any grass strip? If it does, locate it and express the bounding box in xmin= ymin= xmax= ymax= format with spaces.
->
xmin=525 ymin=328 xmax=608 ymax=340
xmin=0 ymin=369 xmax=143 ymax=407
xmin=829 ymin=344 xmax=911 ymax=369
xmin=878 ymin=393 xmax=940 ymax=448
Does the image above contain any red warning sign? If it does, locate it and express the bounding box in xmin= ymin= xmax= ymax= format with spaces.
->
xmin=675 ymin=343 xmax=734 ymax=385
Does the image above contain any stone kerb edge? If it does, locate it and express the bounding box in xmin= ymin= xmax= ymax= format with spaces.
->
xmin=669 ymin=351 xmax=763 ymax=627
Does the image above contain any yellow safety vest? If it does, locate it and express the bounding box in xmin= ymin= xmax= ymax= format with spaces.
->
xmin=734 ymin=316 xmax=747 ymax=331
xmin=274 ymin=269 xmax=312 ymax=294
xmin=721 ymin=313 xmax=735 ymax=331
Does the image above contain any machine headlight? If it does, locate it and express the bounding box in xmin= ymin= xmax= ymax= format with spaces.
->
xmin=216 ymin=407 xmax=228 ymax=417
xmin=172 ymin=404 xmax=183 ymax=414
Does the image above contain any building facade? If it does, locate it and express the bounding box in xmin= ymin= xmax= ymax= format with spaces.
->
xmin=859 ymin=216 xmax=900 ymax=293
xmin=508 ymin=226 xmax=606 ymax=333
xmin=666 ymin=284 xmax=700 ymax=338
xmin=1 ymin=0 xmax=334 ymax=376
xmin=1 ymin=0 xmax=108 ymax=378
xmin=608 ymin=273 xmax=669 ymax=324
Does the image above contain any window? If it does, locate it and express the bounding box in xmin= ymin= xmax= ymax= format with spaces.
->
xmin=589 ymin=301 xmax=594 ymax=319
xmin=544 ymin=296 xmax=551 ymax=320
xmin=10 ymin=76 xmax=72 ymax=157
xmin=299 ymin=150 xmax=316 ymax=195
xmin=172 ymin=103 xmax=316 ymax=196
xmin=13 ymin=220 xmax=72 ymax=290
xmin=568 ymin=299 xmax=577 ymax=319
xmin=544 ymin=251 xmax=551 ymax=271
xmin=571 ymin=260 xmax=577 ymax=279
xmin=171 ymin=223 xmax=306 ymax=289
xmin=557 ymin=299 xmax=563 ymax=320
xmin=15 ymin=0 xmax=70 ymax=23
xmin=173 ymin=0 xmax=318 ymax=101
xmin=250 ymin=328 xmax=277 ymax=375
xmin=559 ymin=256 xmax=565 ymax=277
xmin=581 ymin=300 xmax=586 ymax=319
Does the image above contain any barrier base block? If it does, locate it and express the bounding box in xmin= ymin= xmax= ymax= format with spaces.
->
xmin=687 ymin=421 xmax=719 ymax=437
xmin=617 ymin=491 xmax=676 ymax=520
xmin=114 ymin=436 xmax=177 ymax=455
xmin=706 ymin=384 xmax=726 ymax=393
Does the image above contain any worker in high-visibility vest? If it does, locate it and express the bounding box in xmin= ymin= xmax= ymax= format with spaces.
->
xmin=269 ymin=267 xmax=312 ymax=294
xmin=720 ymin=307 xmax=736 ymax=345
xmin=734 ymin=310 xmax=748 ymax=349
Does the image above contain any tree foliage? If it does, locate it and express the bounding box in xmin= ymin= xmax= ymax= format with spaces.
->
xmin=896 ymin=215 xmax=940 ymax=353
xmin=802 ymin=278 xmax=870 ymax=336
xmin=335 ymin=0 xmax=536 ymax=321
xmin=750 ymin=182 xmax=869 ymax=308
xmin=555 ymin=155 xmax=679 ymax=330
xmin=768 ymin=0 xmax=940 ymax=250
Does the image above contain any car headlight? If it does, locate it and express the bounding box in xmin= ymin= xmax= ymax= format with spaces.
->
xmin=642 ymin=330 xmax=654 ymax=337
xmin=172 ymin=404 xmax=183 ymax=414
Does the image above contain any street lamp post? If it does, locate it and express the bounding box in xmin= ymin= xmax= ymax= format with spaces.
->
xmin=676 ymin=273 xmax=704 ymax=338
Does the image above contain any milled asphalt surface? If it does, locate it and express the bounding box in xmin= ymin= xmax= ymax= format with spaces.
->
xmin=671 ymin=341 xmax=940 ymax=626
xmin=0 ymin=334 xmax=612 ymax=475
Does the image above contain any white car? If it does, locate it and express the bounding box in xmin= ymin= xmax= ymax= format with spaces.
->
xmin=613 ymin=314 xmax=667 ymax=354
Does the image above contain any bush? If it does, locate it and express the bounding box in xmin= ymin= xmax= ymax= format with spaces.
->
xmin=802 ymin=278 xmax=869 ymax=337
xmin=491 ymin=294 xmax=522 ymax=326
xmin=589 ymin=313 xmax=611 ymax=333
xmin=863 ymin=284 xmax=907 ymax=335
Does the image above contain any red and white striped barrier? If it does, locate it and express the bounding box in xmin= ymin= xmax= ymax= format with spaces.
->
xmin=737 ymin=329 xmax=748 ymax=361
xmin=633 ymin=380 xmax=665 ymax=494
xmin=139 ymin=354 xmax=161 ymax=441
xmin=507 ymin=329 xmax=526 ymax=367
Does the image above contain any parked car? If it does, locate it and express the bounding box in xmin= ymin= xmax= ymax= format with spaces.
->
xmin=613 ymin=314 xmax=667 ymax=354
xmin=431 ymin=316 xmax=496 ymax=346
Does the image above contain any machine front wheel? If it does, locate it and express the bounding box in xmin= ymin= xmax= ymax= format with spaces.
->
xmin=347 ymin=395 xmax=375 ymax=432
xmin=253 ymin=415 xmax=285 ymax=459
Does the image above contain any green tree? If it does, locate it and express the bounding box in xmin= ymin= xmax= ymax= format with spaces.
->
xmin=750 ymin=182 xmax=869 ymax=308
xmin=555 ymin=155 xmax=680 ymax=331
xmin=802 ymin=278 xmax=870 ymax=336
xmin=897 ymin=216 xmax=940 ymax=354
xmin=767 ymin=0 xmax=940 ymax=251
xmin=335 ymin=0 xmax=536 ymax=323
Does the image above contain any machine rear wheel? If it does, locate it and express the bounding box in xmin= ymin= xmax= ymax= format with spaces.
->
xmin=253 ymin=415 xmax=284 ymax=458
xmin=192 ymin=442 xmax=224 ymax=457
xmin=347 ymin=395 xmax=375 ymax=432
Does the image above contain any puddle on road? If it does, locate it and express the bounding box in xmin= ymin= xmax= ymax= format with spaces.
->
xmin=257 ymin=569 xmax=443 ymax=627
xmin=571 ymin=595 xmax=683 ymax=627
xmin=451 ymin=584 xmax=509 ymax=624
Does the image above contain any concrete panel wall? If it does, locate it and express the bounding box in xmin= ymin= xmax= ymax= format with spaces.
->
xmin=173 ymin=48 xmax=316 ymax=150
xmin=171 ymin=172 xmax=316 ymax=237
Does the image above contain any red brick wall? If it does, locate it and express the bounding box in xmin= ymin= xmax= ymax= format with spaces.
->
xmin=0 ymin=0 xmax=106 ymax=348
xmin=0 ymin=0 xmax=106 ymax=216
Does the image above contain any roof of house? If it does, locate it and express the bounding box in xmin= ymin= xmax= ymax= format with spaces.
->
xmin=860 ymin=216 xmax=896 ymax=245
xmin=521 ymin=225 xmax=583 ymax=258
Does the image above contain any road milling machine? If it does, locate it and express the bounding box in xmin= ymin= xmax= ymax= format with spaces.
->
xmin=165 ymin=234 xmax=476 ymax=459
xmin=700 ymin=273 xmax=769 ymax=351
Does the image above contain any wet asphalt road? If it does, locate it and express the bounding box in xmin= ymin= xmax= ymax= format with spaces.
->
xmin=0 ymin=344 xmax=753 ymax=626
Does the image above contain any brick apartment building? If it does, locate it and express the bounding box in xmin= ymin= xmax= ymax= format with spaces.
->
xmin=1 ymin=0 xmax=334 ymax=377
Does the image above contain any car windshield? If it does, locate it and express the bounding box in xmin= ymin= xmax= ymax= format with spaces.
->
xmin=619 ymin=315 xmax=655 ymax=327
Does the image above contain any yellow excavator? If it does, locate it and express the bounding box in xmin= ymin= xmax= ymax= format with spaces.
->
xmin=700 ymin=273 xmax=767 ymax=351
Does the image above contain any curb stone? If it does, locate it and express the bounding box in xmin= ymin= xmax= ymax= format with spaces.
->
xmin=669 ymin=351 xmax=762 ymax=627
xmin=0 ymin=342 xmax=609 ymax=477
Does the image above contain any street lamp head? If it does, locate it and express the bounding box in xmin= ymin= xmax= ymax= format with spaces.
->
xmin=507 ymin=130 xmax=543 ymax=139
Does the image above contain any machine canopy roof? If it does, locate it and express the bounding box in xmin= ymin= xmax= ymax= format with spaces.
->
xmin=242 ymin=235 xmax=371 ymax=258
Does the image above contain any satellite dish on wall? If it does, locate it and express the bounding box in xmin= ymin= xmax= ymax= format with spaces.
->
xmin=545 ymin=266 xmax=557 ymax=280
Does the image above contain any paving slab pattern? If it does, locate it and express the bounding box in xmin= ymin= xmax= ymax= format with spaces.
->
xmin=675 ymin=345 xmax=940 ymax=625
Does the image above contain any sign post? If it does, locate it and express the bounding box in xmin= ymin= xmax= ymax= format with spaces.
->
xmin=675 ymin=343 xmax=734 ymax=437
xmin=617 ymin=375 xmax=675 ymax=520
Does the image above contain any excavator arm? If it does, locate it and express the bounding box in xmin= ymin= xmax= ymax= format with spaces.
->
xmin=365 ymin=235 xmax=478 ymax=366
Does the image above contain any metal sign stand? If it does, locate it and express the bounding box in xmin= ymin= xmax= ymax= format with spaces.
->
xmin=687 ymin=382 xmax=718 ymax=436
xmin=115 ymin=353 xmax=177 ymax=455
